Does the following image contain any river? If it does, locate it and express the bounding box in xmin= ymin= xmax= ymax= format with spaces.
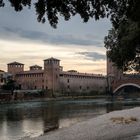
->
xmin=0 ymin=96 xmax=140 ymax=140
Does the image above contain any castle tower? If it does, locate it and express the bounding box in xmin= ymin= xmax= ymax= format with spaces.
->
xmin=107 ymin=51 xmax=123 ymax=93
xmin=44 ymin=58 xmax=60 ymax=95
xmin=107 ymin=58 xmax=123 ymax=80
xmin=7 ymin=62 xmax=24 ymax=75
xmin=107 ymin=51 xmax=123 ymax=79
xmin=30 ymin=65 xmax=42 ymax=71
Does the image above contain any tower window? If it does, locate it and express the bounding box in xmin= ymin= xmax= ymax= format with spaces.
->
xmin=1 ymin=79 xmax=3 ymax=83
xmin=67 ymin=79 xmax=70 ymax=83
xmin=56 ymin=75 xmax=58 ymax=79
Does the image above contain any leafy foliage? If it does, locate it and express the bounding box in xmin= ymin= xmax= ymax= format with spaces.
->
xmin=2 ymin=79 xmax=16 ymax=91
xmin=0 ymin=0 xmax=135 ymax=28
xmin=0 ymin=0 xmax=140 ymax=72
xmin=2 ymin=79 xmax=20 ymax=92
xmin=104 ymin=0 xmax=140 ymax=72
xmin=105 ymin=20 xmax=140 ymax=72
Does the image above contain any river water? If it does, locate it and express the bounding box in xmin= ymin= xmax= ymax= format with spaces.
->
xmin=0 ymin=97 xmax=140 ymax=140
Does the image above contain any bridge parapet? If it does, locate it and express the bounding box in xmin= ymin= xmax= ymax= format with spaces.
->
xmin=112 ymin=77 xmax=140 ymax=93
xmin=123 ymin=74 xmax=140 ymax=79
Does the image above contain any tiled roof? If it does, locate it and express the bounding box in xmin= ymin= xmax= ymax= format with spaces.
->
xmin=30 ymin=65 xmax=42 ymax=68
xmin=0 ymin=70 xmax=5 ymax=72
xmin=7 ymin=61 xmax=24 ymax=65
xmin=44 ymin=57 xmax=60 ymax=61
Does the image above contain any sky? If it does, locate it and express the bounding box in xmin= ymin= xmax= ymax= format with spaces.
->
xmin=0 ymin=2 xmax=111 ymax=74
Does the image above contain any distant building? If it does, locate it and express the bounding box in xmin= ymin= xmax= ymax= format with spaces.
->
xmin=0 ymin=70 xmax=13 ymax=89
xmin=0 ymin=70 xmax=5 ymax=88
xmin=6 ymin=57 xmax=107 ymax=95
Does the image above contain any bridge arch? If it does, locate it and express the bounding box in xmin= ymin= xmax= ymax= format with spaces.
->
xmin=113 ymin=83 xmax=140 ymax=94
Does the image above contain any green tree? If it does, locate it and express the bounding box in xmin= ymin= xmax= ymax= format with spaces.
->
xmin=0 ymin=0 xmax=140 ymax=72
xmin=2 ymin=79 xmax=20 ymax=94
xmin=104 ymin=0 xmax=140 ymax=73
xmin=105 ymin=20 xmax=140 ymax=72
xmin=0 ymin=0 xmax=136 ymax=28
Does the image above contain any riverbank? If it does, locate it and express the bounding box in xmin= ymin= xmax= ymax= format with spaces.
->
xmin=27 ymin=107 xmax=140 ymax=140
xmin=0 ymin=95 xmax=110 ymax=104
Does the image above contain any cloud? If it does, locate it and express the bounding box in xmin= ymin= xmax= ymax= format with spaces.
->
xmin=77 ymin=52 xmax=106 ymax=61
xmin=0 ymin=7 xmax=111 ymax=74
xmin=0 ymin=26 xmax=103 ymax=47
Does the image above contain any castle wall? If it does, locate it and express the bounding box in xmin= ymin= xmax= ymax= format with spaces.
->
xmin=6 ymin=58 xmax=107 ymax=95
xmin=59 ymin=71 xmax=107 ymax=95
xmin=16 ymin=71 xmax=44 ymax=90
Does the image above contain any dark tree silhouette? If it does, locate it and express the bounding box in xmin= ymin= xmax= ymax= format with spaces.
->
xmin=0 ymin=0 xmax=137 ymax=28
xmin=105 ymin=20 xmax=140 ymax=72
xmin=0 ymin=0 xmax=140 ymax=72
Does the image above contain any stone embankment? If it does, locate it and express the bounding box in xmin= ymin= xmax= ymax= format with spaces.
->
xmin=27 ymin=107 xmax=140 ymax=140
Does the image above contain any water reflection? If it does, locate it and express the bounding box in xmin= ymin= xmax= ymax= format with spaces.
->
xmin=0 ymin=97 xmax=140 ymax=140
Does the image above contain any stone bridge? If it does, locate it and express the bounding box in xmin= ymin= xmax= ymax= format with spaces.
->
xmin=112 ymin=75 xmax=140 ymax=93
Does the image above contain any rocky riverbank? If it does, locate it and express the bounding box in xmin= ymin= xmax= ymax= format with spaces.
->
xmin=26 ymin=107 xmax=140 ymax=140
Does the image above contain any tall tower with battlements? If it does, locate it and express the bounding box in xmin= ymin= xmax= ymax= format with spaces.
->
xmin=107 ymin=58 xmax=123 ymax=80
xmin=7 ymin=62 xmax=24 ymax=75
xmin=107 ymin=52 xmax=123 ymax=80
xmin=44 ymin=57 xmax=60 ymax=95
xmin=107 ymin=51 xmax=123 ymax=93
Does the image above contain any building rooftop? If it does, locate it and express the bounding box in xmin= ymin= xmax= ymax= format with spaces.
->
xmin=44 ymin=57 xmax=60 ymax=61
xmin=7 ymin=61 xmax=24 ymax=65
xmin=16 ymin=70 xmax=44 ymax=75
xmin=30 ymin=65 xmax=42 ymax=71
xmin=67 ymin=70 xmax=78 ymax=73
xmin=61 ymin=71 xmax=105 ymax=78
xmin=30 ymin=65 xmax=42 ymax=68
xmin=0 ymin=70 xmax=5 ymax=72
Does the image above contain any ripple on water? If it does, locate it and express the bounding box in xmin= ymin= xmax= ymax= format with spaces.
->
xmin=0 ymin=98 xmax=140 ymax=140
xmin=133 ymin=135 xmax=140 ymax=140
